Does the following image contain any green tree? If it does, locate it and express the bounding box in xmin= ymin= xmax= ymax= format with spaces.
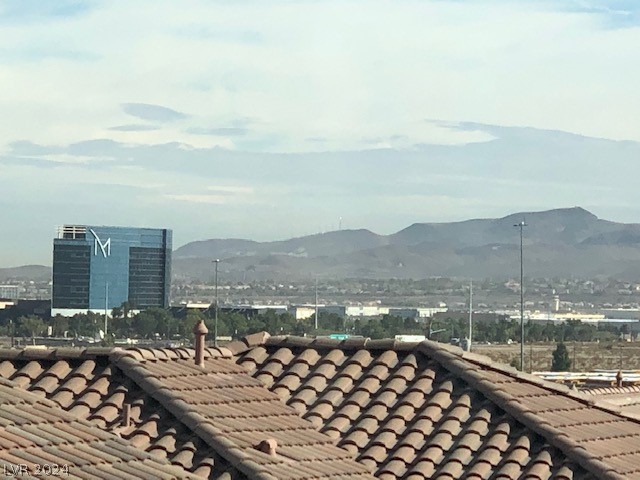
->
xmin=182 ymin=310 xmax=206 ymax=338
xmin=353 ymin=319 xmax=363 ymax=335
xmin=316 ymin=313 xmax=345 ymax=332
xmin=542 ymin=322 xmax=556 ymax=342
xmin=68 ymin=312 xmax=102 ymax=337
xmin=527 ymin=322 xmax=544 ymax=342
xmin=51 ymin=315 xmax=69 ymax=337
xmin=121 ymin=301 xmax=134 ymax=320
xmin=551 ymin=343 xmax=572 ymax=371
xmin=111 ymin=306 xmax=123 ymax=321
xmin=133 ymin=309 xmax=161 ymax=338
xmin=213 ymin=311 xmax=252 ymax=337
xmin=381 ymin=315 xmax=403 ymax=336
xmin=204 ymin=313 xmax=229 ymax=339
xmin=136 ymin=312 xmax=154 ymax=338
xmin=18 ymin=315 xmax=46 ymax=344
xmin=255 ymin=311 xmax=297 ymax=336
xmin=110 ymin=313 xmax=133 ymax=338
xmin=362 ymin=319 xmax=386 ymax=339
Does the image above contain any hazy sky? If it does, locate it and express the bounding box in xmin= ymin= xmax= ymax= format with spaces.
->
xmin=1 ymin=0 xmax=640 ymax=266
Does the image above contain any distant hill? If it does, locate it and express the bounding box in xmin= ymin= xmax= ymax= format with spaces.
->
xmin=0 ymin=265 xmax=51 ymax=282
xmin=172 ymin=207 xmax=640 ymax=281
xmin=175 ymin=229 xmax=389 ymax=259
xmin=7 ymin=208 xmax=640 ymax=283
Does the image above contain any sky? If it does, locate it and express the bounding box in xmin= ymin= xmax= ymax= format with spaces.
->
xmin=1 ymin=0 xmax=640 ymax=266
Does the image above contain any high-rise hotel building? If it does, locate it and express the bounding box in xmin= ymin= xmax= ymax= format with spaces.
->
xmin=52 ymin=225 xmax=172 ymax=316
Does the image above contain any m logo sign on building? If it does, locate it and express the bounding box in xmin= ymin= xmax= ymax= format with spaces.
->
xmin=89 ymin=229 xmax=111 ymax=257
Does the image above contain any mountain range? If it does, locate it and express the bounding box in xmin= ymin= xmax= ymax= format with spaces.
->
xmin=4 ymin=207 xmax=640 ymax=283
xmin=171 ymin=207 xmax=640 ymax=282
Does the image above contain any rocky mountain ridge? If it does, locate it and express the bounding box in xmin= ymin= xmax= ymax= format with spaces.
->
xmin=5 ymin=207 xmax=640 ymax=282
xmin=172 ymin=207 xmax=640 ymax=281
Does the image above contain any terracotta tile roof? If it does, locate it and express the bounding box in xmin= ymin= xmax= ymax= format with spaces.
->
xmin=233 ymin=335 xmax=640 ymax=480
xmin=583 ymin=385 xmax=640 ymax=418
xmin=0 ymin=345 xmax=373 ymax=479
xmin=4 ymin=334 xmax=640 ymax=479
xmin=0 ymin=375 xmax=199 ymax=479
xmin=0 ymin=347 xmax=230 ymax=478
xmin=111 ymin=345 xmax=374 ymax=480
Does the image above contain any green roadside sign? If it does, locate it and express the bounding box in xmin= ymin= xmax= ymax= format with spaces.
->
xmin=329 ymin=334 xmax=350 ymax=340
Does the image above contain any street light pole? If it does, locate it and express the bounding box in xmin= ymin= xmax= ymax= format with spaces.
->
xmin=468 ymin=280 xmax=473 ymax=352
xmin=514 ymin=220 xmax=527 ymax=371
xmin=104 ymin=282 xmax=109 ymax=337
xmin=315 ymin=276 xmax=319 ymax=330
xmin=213 ymin=259 xmax=220 ymax=347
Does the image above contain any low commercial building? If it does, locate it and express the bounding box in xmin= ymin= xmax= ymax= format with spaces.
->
xmin=289 ymin=305 xmax=318 ymax=320
xmin=387 ymin=307 xmax=448 ymax=319
xmin=603 ymin=308 xmax=640 ymax=320
xmin=0 ymin=299 xmax=51 ymax=322
xmin=222 ymin=305 xmax=289 ymax=316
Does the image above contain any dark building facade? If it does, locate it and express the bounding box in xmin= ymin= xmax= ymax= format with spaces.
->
xmin=52 ymin=225 xmax=171 ymax=315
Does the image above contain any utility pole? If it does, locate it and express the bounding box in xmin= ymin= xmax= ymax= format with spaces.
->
xmin=315 ymin=277 xmax=319 ymax=330
xmin=514 ymin=220 xmax=527 ymax=371
xmin=104 ymin=282 xmax=109 ymax=337
xmin=468 ymin=281 xmax=473 ymax=352
xmin=213 ymin=259 xmax=219 ymax=346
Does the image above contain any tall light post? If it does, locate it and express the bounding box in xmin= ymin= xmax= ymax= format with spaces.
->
xmin=315 ymin=276 xmax=319 ymax=330
xmin=213 ymin=259 xmax=220 ymax=346
xmin=468 ymin=280 xmax=473 ymax=352
xmin=514 ymin=220 xmax=527 ymax=371
xmin=104 ymin=282 xmax=109 ymax=337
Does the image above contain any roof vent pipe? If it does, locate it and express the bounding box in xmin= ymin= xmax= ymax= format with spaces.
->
xmin=122 ymin=403 xmax=131 ymax=428
xmin=193 ymin=320 xmax=209 ymax=368
xmin=256 ymin=438 xmax=278 ymax=457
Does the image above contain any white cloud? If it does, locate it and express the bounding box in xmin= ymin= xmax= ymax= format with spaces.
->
xmin=2 ymin=1 xmax=640 ymax=264
xmin=1 ymin=0 xmax=639 ymax=153
xmin=206 ymin=185 xmax=254 ymax=194
xmin=164 ymin=194 xmax=235 ymax=205
xmin=164 ymin=188 xmax=260 ymax=205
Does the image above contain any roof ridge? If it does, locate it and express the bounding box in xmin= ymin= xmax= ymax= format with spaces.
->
xmin=0 ymin=346 xmax=119 ymax=360
xmin=225 ymin=331 xmax=271 ymax=355
xmin=583 ymin=385 xmax=640 ymax=396
xmin=417 ymin=341 xmax=626 ymax=480
xmin=119 ymin=346 xmax=236 ymax=362
xmin=265 ymin=334 xmax=420 ymax=351
xmin=103 ymin=332 xmax=273 ymax=361
xmin=111 ymin=351 xmax=280 ymax=480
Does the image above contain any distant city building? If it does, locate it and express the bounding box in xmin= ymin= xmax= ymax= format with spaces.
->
xmin=602 ymin=308 xmax=640 ymax=320
xmin=0 ymin=285 xmax=19 ymax=300
xmin=52 ymin=225 xmax=171 ymax=316
xmin=0 ymin=300 xmax=15 ymax=311
xmin=317 ymin=305 xmax=387 ymax=317
xmin=433 ymin=311 xmax=507 ymax=324
xmin=289 ymin=305 xmax=319 ymax=320
xmin=0 ymin=300 xmax=51 ymax=323
xmin=388 ymin=307 xmax=448 ymax=319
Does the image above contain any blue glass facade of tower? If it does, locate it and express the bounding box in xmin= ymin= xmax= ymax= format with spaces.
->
xmin=52 ymin=225 xmax=172 ymax=311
